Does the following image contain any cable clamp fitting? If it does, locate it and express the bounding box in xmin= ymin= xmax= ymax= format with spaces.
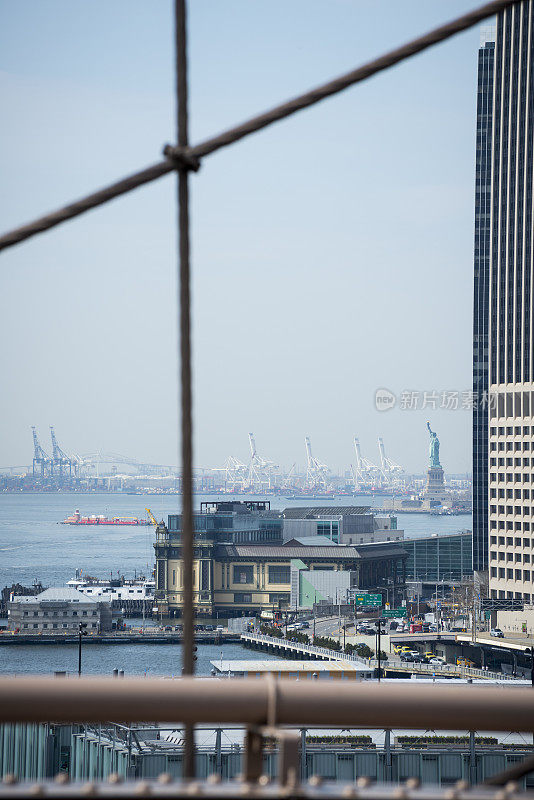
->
xmin=163 ymin=144 xmax=201 ymax=172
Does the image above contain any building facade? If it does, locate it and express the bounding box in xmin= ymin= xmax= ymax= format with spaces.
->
xmin=473 ymin=30 xmax=496 ymax=576
xmin=487 ymin=2 xmax=534 ymax=603
xmin=7 ymin=587 xmax=111 ymax=633
xmin=404 ymin=533 xmax=473 ymax=584
xmin=282 ymin=506 xmax=403 ymax=545
xmin=153 ymin=502 xmax=407 ymax=616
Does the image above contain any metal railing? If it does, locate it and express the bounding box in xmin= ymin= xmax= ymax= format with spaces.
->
xmin=243 ymin=634 xmax=520 ymax=680
xmin=367 ymin=658 xmax=517 ymax=681
xmin=241 ymin=633 xmax=367 ymax=664
xmin=1 ymin=677 xmax=533 ymax=729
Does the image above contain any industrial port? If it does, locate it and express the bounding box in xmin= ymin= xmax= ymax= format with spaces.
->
xmin=0 ymin=427 xmax=471 ymax=507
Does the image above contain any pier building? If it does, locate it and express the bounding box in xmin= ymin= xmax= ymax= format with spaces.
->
xmin=7 ymin=587 xmax=112 ymax=634
xmin=153 ymin=502 xmax=407 ymax=617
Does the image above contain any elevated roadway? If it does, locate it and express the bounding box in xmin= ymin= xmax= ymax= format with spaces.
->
xmin=241 ymin=633 xmax=519 ymax=681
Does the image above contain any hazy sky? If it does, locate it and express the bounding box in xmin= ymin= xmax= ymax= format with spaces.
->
xmin=0 ymin=1 xmax=486 ymax=475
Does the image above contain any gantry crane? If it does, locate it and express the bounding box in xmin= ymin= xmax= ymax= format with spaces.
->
xmin=31 ymin=427 xmax=52 ymax=478
xmin=352 ymin=437 xmax=381 ymax=489
xmin=304 ymin=436 xmax=330 ymax=489
xmin=246 ymin=432 xmax=278 ymax=491
xmin=377 ymin=437 xmax=404 ymax=482
xmin=50 ymin=426 xmax=77 ymax=478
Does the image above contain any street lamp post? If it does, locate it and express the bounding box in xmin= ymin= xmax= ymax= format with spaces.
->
xmin=337 ymin=590 xmax=342 ymax=647
xmin=377 ymin=618 xmax=385 ymax=683
xmin=78 ymin=622 xmax=88 ymax=676
xmin=525 ymin=645 xmax=534 ymax=688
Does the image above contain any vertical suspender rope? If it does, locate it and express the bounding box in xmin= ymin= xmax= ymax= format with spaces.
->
xmin=175 ymin=0 xmax=196 ymax=780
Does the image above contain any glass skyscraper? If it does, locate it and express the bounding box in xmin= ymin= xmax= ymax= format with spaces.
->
xmin=472 ymin=30 xmax=495 ymax=575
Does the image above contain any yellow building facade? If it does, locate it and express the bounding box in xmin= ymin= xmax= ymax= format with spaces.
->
xmin=153 ymin=504 xmax=406 ymax=617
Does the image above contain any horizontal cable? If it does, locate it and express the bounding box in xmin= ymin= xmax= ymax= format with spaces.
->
xmin=0 ymin=0 xmax=517 ymax=254
xmin=0 ymin=677 xmax=534 ymax=731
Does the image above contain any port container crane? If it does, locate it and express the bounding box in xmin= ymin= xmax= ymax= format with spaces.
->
xmin=31 ymin=427 xmax=52 ymax=478
xmin=304 ymin=436 xmax=330 ymax=489
xmin=50 ymin=426 xmax=77 ymax=478
xmin=352 ymin=437 xmax=381 ymax=489
xmin=246 ymin=432 xmax=278 ymax=491
xmin=377 ymin=437 xmax=404 ymax=482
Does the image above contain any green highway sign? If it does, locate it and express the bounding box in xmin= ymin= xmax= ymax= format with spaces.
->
xmin=382 ymin=608 xmax=407 ymax=618
xmin=354 ymin=593 xmax=382 ymax=607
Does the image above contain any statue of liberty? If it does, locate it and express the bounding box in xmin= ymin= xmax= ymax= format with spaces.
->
xmin=426 ymin=422 xmax=441 ymax=468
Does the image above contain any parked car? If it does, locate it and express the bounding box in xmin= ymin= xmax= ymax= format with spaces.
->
xmin=400 ymin=653 xmax=415 ymax=662
xmin=216 ymin=626 xmax=224 ymax=632
xmin=428 ymin=657 xmax=445 ymax=665
xmin=490 ymin=628 xmax=504 ymax=638
xmin=410 ymin=654 xmax=425 ymax=663
xmin=204 ymin=625 xmax=215 ymax=632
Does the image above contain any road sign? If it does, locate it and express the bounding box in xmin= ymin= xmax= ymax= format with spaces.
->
xmin=354 ymin=593 xmax=382 ymax=607
xmin=382 ymin=608 xmax=407 ymax=618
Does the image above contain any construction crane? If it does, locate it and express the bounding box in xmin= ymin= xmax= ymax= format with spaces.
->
xmin=50 ymin=426 xmax=77 ymax=478
xmin=145 ymin=508 xmax=159 ymax=526
xmin=304 ymin=436 xmax=330 ymax=489
xmin=377 ymin=437 xmax=404 ymax=482
xmin=246 ymin=432 xmax=278 ymax=491
xmin=31 ymin=427 xmax=52 ymax=478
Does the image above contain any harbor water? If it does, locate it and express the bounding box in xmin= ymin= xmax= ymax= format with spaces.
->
xmin=0 ymin=492 xmax=471 ymax=589
xmin=0 ymin=492 xmax=471 ymax=676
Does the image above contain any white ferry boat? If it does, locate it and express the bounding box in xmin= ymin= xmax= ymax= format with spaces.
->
xmin=66 ymin=571 xmax=155 ymax=612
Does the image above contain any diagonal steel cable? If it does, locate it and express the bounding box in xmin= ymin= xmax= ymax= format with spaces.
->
xmin=0 ymin=0 xmax=518 ymax=254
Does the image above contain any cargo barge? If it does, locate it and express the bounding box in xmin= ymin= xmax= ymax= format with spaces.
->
xmin=61 ymin=509 xmax=150 ymax=526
